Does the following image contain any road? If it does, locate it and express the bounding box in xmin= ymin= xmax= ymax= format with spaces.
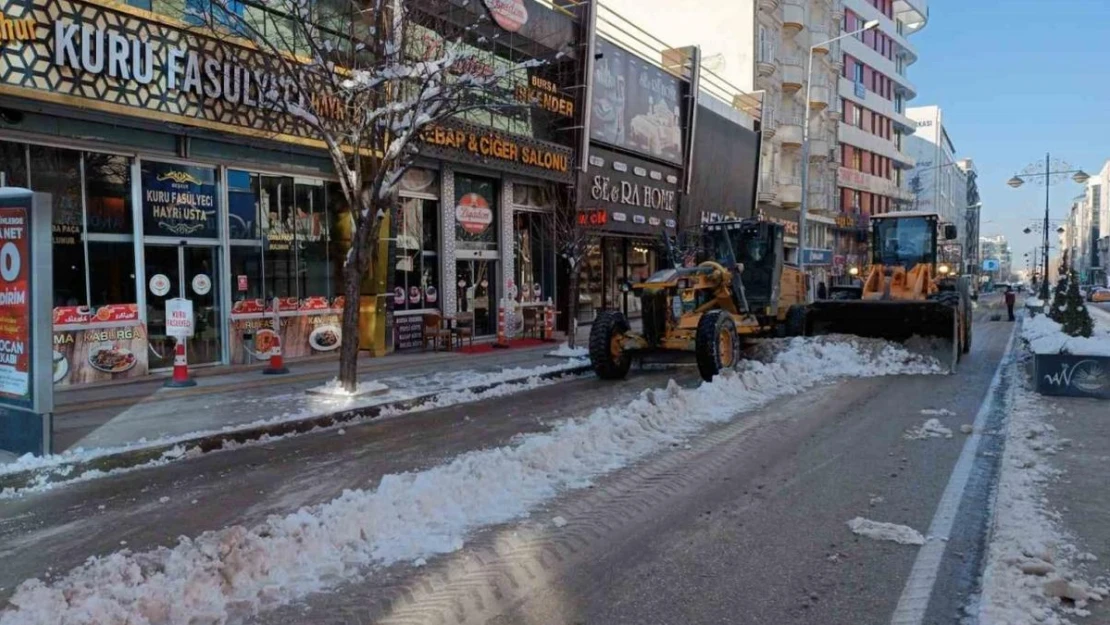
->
xmin=0 ymin=296 xmax=1018 ymax=624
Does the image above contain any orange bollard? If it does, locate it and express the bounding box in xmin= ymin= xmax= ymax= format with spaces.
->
xmin=494 ymin=299 xmax=510 ymax=348
xmin=164 ymin=339 xmax=197 ymax=388
xmin=263 ymin=334 xmax=289 ymax=375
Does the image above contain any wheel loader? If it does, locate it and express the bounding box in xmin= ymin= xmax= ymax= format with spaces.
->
xmin=802 ymin=211 xmax=972 ymax=369
xmin=588 ymin=219 xmax=806 ymax=382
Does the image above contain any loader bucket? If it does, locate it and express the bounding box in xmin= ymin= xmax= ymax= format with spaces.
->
xmin=805 ymin=300 xmax=959 ymax=370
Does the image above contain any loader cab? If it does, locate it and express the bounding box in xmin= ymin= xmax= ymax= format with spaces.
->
xmin=702 ymin=219 xmax=785 ymax=312
xmin=870 ymin=212 xmax=942 ymax=270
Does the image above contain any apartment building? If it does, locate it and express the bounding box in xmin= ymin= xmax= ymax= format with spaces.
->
xmin=958 ymin=158 xmax=980 ymax=275
xmin=834 ymin=0 xmax=926 ymax=275
xmin=598 ymin=0 xmax=840 ymax=282
xmin=1063 ymin=166 xmax=1107 ymax=285
xmin=904 ymin=106 xmax=967 ymax=226
xmin=979 ymin=235 xmax=1012 ymax=284
xmin=1083 ymin=161 xmax=1110 ymax=286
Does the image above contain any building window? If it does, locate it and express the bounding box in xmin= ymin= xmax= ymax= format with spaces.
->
xmin=512 ymin=185 xmax=556 ymax=304
xmin=394 ymin=196 xmax=440 ymax=311
xmin=0 ymin=141 xmax=28 ymax=188
xmin=852 ymin=149 xmax=862 ymax=171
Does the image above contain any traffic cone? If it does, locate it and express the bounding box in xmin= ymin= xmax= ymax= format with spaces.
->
xmin=493 ymin=299 xmax=510 ymax=348
xmin=543 ymin=299 xmax=555 ymax=341
xmin=164 ymin=339 xmax=196 ymax=388
xmin=263 ymin=334 xmax=289 ymax=375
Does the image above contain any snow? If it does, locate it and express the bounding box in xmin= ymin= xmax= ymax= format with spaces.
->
xmin=551 ymin=516 xmax=568 ymax=528
xmin=847 ymin=517 xmax=925 ymax=546
xmin=1022 ymin=309 xmax=1110 ymax=356
xmin=0 ymin=337 xmax=941 ymax=625
xmin=307 ymin=378 xmax=389 ymax=397
xmin=977 ymin=359 xmax=1107 ymax=625
xmin=920 ymin=408 xmax=955 ymax=416
xmin=547 ymin=344 xmax=588 ymax=358
xmin=904 ymin=418 xmax=954 ymax=440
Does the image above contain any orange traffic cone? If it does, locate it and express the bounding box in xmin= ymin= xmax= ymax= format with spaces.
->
xmin=263 ymin=334 xmax=289 ymax=375
xmin=164 ymin=339 xmax=196 ymax=388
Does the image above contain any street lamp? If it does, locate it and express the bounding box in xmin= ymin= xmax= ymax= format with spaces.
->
xmin=1006 ymin=154 xmax=1089 ymax=299
xmin=799 ymin=18 xmax=880 ymax=289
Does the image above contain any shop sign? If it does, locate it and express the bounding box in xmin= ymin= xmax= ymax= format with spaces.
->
xmin=758 ymin=208 xmax=800 ymax=237
xmin=482 ymin=0 xmax=528 ymax=32
xmin=142 ymin=162 xmax=218 ymax=238
xmin=420 ymin=122 xmax=573 ymax=181
xmin=514 ymin=75 xmax=574 ymax=118
xmin=393 ymin=314 xmax=425 ymax=352
xmin=590 ymin=38 xmax=685 ymax=164
xmin=456 ymin=193 xmax=493 ymax=235
xmin=803 ymin=248 xmax=833 ymax=266
xmin=578 ymin=209 xmax=608 ymax=227
xmin=191 ymin=274 xmax=212 ymax=296
xmin=0 ymin=0 xmax=346 ymax=148
xmin=700 ymin=211 xmax=742 ymax=224
xmin=165 ymin=298 xmax=194 ymax=338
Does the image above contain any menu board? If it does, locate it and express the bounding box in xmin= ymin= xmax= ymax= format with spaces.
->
xmin=141 ymin=162 xmax=219 ymax=238
xmin=590 ymin=38 xmax=685 ymax=164
xmin=0 ymin=205 xmax=32 ymax=404
xmin=393 ymin=314 xmax=425 ymax=351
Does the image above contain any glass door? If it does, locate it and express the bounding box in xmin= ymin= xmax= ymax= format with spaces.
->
xmin=144 ymin=244 xmax=223 ymax=369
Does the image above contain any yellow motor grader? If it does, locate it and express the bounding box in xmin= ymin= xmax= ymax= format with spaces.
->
xmin=804 ymin=211 xmax=972 ymax=369
xmin=589 ymin=219 xmax=807 ymax=382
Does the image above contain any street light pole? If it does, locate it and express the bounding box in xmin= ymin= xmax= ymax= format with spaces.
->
xmin=799 ymin=19 xmax=878 ymax=297
xmin=1043 ymin=152 xmax=1051 ymax=299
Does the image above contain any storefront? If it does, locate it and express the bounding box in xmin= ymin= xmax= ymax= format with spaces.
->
xmin=576 ymin=147 xmax=680 ymax=323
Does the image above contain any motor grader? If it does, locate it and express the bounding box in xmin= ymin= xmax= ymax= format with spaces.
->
xmin=588 ymin=219 xmax=806 ymax=382
xmin=803 ymin=210 xmax=972 ymax=369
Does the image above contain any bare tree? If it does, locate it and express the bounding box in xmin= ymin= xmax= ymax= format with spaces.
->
xmin=553 ymin=196 xmax=590 ymax=348
xmin=187 ymin=0 xmax=545 ymax=390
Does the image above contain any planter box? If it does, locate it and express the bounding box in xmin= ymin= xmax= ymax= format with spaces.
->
xmin=1034 ymin=353 xmax=1110 ymax=399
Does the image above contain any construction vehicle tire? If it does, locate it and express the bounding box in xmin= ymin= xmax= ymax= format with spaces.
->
xmin=695 ymin=310 xmax=740 ymax=382
xmin=785 ymin=305 xmax=808 ymax=337
xmin=589 ymin=310 xmax=632 ymax=380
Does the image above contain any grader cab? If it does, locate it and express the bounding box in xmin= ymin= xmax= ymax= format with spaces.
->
xmin=588 ymin=219 xmax=806 ymax=382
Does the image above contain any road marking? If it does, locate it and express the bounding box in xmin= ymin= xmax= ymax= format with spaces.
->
xmin=889 ymin=321 xmax=1018 ymax=625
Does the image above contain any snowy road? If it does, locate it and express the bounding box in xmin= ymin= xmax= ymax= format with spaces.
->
xmin=0 ymin=298 xmax=1020 ymax=625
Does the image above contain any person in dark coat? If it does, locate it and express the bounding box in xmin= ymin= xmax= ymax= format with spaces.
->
xmin=817 ymin=281 xmax=828 ymax=300
xmin=1004 ymin=285 xmax=1016 ymax=321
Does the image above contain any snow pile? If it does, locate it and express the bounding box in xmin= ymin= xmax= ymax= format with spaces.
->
xmin=547 ymin=343 xmax=588 ymax=358
xmin=904 ymin=418 xmax=954 ymax=440
xmin=1022 ymin=311 xmax=1110 ymax=356
xmin=847 ymin=517 xmax=925 ymax=546
xmin=920 ymin=408 xmax=955 ymax=416
xmin=307 ymin=378 xmax=389 ymax=397
xmin=978 ymin=368 xmax=1108 ymax=625
xmin=0 ymin=337 xmax=941 ymax=625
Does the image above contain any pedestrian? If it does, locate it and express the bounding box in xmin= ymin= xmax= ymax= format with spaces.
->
xmin=1004 ymin=285 xmax=1016 ymax=322
xmin=817 ymin=281 xmax=828 ymax=300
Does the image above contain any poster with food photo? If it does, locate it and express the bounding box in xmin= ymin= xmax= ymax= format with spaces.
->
xmin=52 ymin=321 xmax=149 ymax=386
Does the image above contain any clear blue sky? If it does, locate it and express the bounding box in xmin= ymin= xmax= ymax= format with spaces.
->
xmin=908 ymin=0 xmax=1110 ymax=274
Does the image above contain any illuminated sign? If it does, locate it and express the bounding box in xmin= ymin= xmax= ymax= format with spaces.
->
xmin=578 ymin=209 xmax=608 ymax=227
xmin=420 ymin=122 xmax=573 ymax=181
xmin=0 ymin=11 xmax=37 ymax=42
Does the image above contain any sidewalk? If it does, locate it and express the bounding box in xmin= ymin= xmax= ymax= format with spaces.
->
xmin=49 ymin=342 xmax=580 ymax=453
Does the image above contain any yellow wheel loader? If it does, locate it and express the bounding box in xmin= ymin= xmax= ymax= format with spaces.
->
xmin=588 ymin=219 xmax=807 ymax=382
xmin=804 ymin=211 xmax=972 ymax=369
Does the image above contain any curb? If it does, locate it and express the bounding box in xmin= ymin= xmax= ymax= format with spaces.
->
xmin=1 ymin=364 xmax=592 ymax=494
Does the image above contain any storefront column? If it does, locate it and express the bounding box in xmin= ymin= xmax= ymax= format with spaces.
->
xmin=500 ymin=179 xmax=515 ymax=298
xmin=440 ymin=165 xmax=458 ymax=315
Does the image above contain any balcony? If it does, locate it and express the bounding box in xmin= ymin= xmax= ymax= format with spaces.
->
xmin=781 ymin=52 xmax=804 ymax=92
xmin=837 ymin=77 xmax=917 ymax=133
xmin=778 ymin=175 xmax=803 ymax=207
xmin=845 ymin=0 xmax=921 ymax=64
xmin=758 ymin=0 xmax=779 ymax=12
xmin=761 ymin=115 xmax=778 ymax=138
xmin=809 ymin=138 xmax=830 ymax=160
xmin=894 ymin=0 xmax=929 ymax=36
xmin=810 ymin=26 xmax=830 ymax=54
xmin=841 ymin=35 xmax=917 ymax=100
xmin=758 ymin=173 xmax=777 ymax=203
xmin=758 ymin=41 xmax=777 ymax=77
xmin=782 ymin=0 xmax=805 ymax=32
xmin=838 ymin=122 xmax=916 ymax=168
xmin=778 ymin=115 xmax=803 ymax=147
xmin=809 ymin=76 xmax=830 ymax=110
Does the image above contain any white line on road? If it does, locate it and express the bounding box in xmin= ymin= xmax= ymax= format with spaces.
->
xmin=889 ymin=322 xmax=1018 ymax=625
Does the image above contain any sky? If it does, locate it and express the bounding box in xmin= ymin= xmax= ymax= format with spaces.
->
xmin=907 ymin=0 xmax=1110 ymax=274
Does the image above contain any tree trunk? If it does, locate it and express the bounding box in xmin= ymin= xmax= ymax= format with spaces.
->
xmin=338 ymin=255 xmax=363 ymax=392
xmin=566 ymin=260 xmax=579 ymax=348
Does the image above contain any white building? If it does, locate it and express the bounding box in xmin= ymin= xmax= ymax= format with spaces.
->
xmin=903 ymin=105 xmax=967 ymax=234
xmin=979 ymin=235 xmax=1012 ymax=283
xmin=598 ymin=0 xmax=841 ymax=282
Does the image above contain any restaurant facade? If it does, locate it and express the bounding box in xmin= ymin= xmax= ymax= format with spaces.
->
xmin=0 ymin=0 xmax=583 ymax=385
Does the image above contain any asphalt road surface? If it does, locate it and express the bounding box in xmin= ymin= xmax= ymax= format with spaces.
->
xmin=0 ymin=295 xmax=1019 ymax=625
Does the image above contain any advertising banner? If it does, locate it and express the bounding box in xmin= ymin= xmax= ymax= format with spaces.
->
xmin=0 ymin=205 xmax=32 ymax=403
xmin=590 ymin=38 xmax=685 ymax=164
xmin=229 ymin=300 xmax=343 ymax=365
xmin=142 ymin=162 xmax=219 ymax=238
xmin=52 ymin=304 xmax=148 ymax=387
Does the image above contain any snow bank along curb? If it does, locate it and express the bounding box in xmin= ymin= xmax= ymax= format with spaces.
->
xmin=0 ymin=337 xmax=942 ymax=625
xmin=976 ymin=357 xmax=1108 ymax=625
xmin=0 ymin=363 xmax=591 ymax=496
xmin=1022 ymin=308 xmax=1110 ymax=356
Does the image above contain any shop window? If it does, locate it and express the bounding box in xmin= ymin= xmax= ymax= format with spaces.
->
xmin=0 ymin=141 xmax=28 ymax=188
xmin=394 ymin=197 xmax=440 ymax=311
xmin=88 ymin=242 xmax=138 ymax=306
xmin=294 ymin=178 xmax=332 ymax=299
xmin=513 ymin=211 xmax=554 ymax=304
xmin=228 ymin=169 xmax=260 ymax=240
xmin=85 ymin=153 xmax=133 ymax=235
xmin=261 ymin=175 xmax=296 ymax=299
xmin=230 ymin=246 xmax=265 ymax=301
xmin=454 ymin=175 xmax=499 ymax=251
xmin=31 ymin=146 xmax=86 ymax=306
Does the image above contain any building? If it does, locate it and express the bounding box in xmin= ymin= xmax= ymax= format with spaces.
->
xmin=597 ymin=0 xmax=841 ymax=285
xmin=979 ymin=235 xmax=1012 ymax=284
xmin=1080 ymin=160 xmax=1110 ymax=287
xmin=0 ymin=0 xmax=583 ymax=384
xmin=957 ymin=158 xmax=980 ymax=276
xmin=834 ymin=0 xmax=927 ymax=279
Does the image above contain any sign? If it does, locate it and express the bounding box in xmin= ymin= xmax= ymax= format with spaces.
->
xmin=581 ymin=147 xmax=680 ymax=236
xmin=0 ymin=205 xmax=31 ymax=400
xmin=514 ymin=74 xmax=574 ymax=117
xmin=456 ymin=193 xmax=493 ymax=235
xmin=983 ymin=259 xmax=1000 ymax=271
xmin=142 ymin=162 xmax=218 ymax=238
xmin=165 ymin=298 xmax=195 ymax=338
xmin=237 ymin=275 xmax=248 ymax=292
xmin=393 ymin=314 xmax=425 ymax=352
xmin=482 ymin=0 xmax=528 ymax=33
xmin=802 ymin=248 xmax=834 ymax=266
xmin=591 ymin=38 xmax=685 ymax=164
xmin=0 ymin=0 xmax=346 ymax=148
xmin=191 ymin=274 xmax=211 ymax=296
xmin=149 ymin=274 xmax=171 ymax=297
xmin=419 ymin=121 xmax=573 ymax=182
